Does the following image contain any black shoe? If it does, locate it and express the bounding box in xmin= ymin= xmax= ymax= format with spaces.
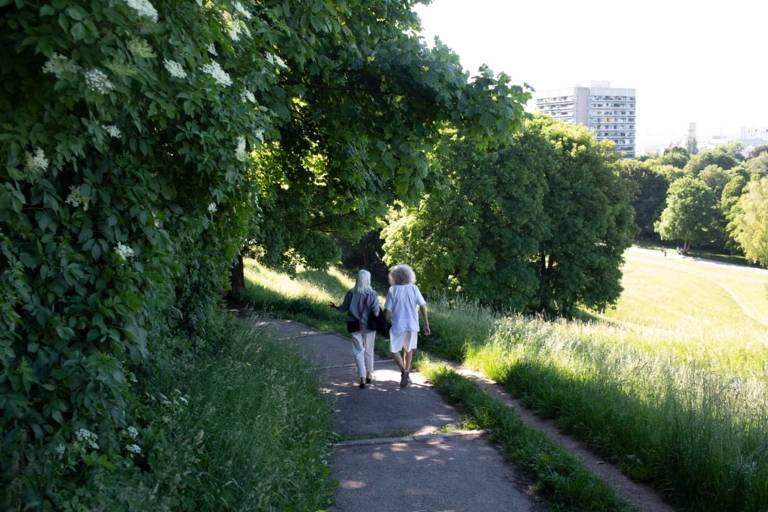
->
xmin=359 ymin=379 xmax=366 ymax=389
xmin=365 ymin=376 xmax=372 ymax=384
xmin=399 ymin=371 xmax=408 ymax=388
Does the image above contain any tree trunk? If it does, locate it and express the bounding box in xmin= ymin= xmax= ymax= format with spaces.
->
xmin=228 ymin=253 xmax=245 ymax=301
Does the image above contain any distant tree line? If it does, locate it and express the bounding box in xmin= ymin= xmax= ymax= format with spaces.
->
xmin=619 ymin=142 xmax=768 ymax=265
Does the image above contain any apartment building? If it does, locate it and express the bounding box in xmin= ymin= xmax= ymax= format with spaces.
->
xmin=536 ymin=82 xmax=636 ymax=157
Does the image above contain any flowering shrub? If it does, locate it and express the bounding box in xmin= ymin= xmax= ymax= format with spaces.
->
xmin=0 ymin=0 xmax=334 ymax=507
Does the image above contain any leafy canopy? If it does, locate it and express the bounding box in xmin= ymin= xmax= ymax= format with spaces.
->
xmin=383 ymin=116 xmax=635 ymax=315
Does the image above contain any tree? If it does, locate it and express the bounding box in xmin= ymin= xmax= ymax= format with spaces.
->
xmin=729 ymin=178 xmax=768 ymax=266
xmin=661 ymin=146 xmax=690 ymax=169
xmin=619 ymin=159 xmax=669 ymax=239
xmin=382 ymin=116 xmax=635 ymax=316
xmin=532 ymin=118 xmax=635 ymax=315
xmin=746 ymin=152 xmax=768 ymax=179
xmin=381 ymin=123 xmax=549 ymax=310
xmin=655 ymin=177 xmax=719 ymax=252
xmin=748 ymin=144 xmax=768 ymax=159
xmin=698 ymin=164 xmax=730 ymax=198
xmin=248 ymin=27 xmax=530 ymax=272
xmin=684 ymin=145 xmax=743 ymax=175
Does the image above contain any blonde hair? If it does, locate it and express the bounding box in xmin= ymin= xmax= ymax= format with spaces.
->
xmin=388 ymin=264 xmax=416 ymax=285
xmin=354 ymin=269 xmax=373 ymax=294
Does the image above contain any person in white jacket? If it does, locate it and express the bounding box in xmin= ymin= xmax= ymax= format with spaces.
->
xmin=384 ymin=264 xmax=430 ymax=388
xmin=331 ymin=269 xmax=380 ymax=389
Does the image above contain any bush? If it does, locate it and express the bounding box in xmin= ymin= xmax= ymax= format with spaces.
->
xmin=1 ymin=1 xmax=295 ymax=506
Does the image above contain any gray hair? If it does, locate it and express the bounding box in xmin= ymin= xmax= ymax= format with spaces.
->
xmin=354 ymin=269 xmax=373 ymax=294
xmin=388 ymin=264 xmax=416 ymax=285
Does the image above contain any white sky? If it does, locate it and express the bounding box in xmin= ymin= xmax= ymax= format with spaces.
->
xmin=414 ymin=0 xmax=768 ymax=153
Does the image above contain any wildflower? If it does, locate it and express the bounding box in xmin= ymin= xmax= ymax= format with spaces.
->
xmin=25 ymin=148 xmax=49 ymax=174
xmin=42 ymin=53 xmax=78 ymax=77
xmin=163 ymin=59 xmax=187 ymax=79
xmin=126 ymin=443 xmax=142 ymax=454
xmin=265 ymin=52 xmax=287 ymax=69
xmin=201 ymin=61 xmax=232 ymax=87
xmin=84 ymin=68 xmax=114 ymax=95
xmin=124 ymin=0 xmax=158 ymax=22
xmin=254 ymin=128 xmax=264 ymax=143
xmin=114 ymin=242 xmax=135 ymax=260
xmin=127 ymin=426 xmax=139 ymax=439
xmin=75 ymin=428 xmax=94 ymax=442
xmin=55 ymin=444 xmax=66 ymax=457
xmin=196 ymin=0 xmax=203 ymax=6
xmin=241 ymin=89 xmax=255 ymax=103
xmin=65 ymin=185 xmax=88 ymax=211
xmin=207 ymin=43 xmax=217 ymax=56
xmin=103 ymin=125 xmax=122 ymax=138
xmin=233 ymin=1 xmax=252 ymax=19
xmin=235 ymin=136 xmax=247 ymax=162
xmin=75 ymin=428 xmax=99 ymax=449
xmin=208 ymin=202 xmax=217 ymax=213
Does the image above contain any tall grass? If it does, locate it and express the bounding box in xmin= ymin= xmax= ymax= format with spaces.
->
xmin=423 ymin=302 xmax=768 ymax=512
xmin=114 ymin=314 xmax=335 ymax=511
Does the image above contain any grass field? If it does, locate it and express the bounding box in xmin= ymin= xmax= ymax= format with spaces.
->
xmin=603 ymin=246 xmax=768 ymax=332
xmin=242 ymin=250 xmax=768 ymax=512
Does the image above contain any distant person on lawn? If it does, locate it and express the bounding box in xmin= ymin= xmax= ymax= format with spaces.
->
xmin=331 ymin=269 xmax=380 ymax=389
xmin=385 ymin=264 xmax=430 ymax=388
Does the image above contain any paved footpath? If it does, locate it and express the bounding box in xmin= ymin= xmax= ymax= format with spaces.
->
xmin=254 ymin=319 xmax=540 ymax=512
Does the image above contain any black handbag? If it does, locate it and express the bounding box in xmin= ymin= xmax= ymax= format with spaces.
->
xmin=346 ymin=319 xmax=361 ymax=333
xmin=373 ymin=313 xmax=391 ymax=337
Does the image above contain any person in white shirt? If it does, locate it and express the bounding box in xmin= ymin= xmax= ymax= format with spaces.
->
xmin=331 ymin=269 xmax=380 ymax=389
xmin=384 ymin=264 xmax=430 ymax=388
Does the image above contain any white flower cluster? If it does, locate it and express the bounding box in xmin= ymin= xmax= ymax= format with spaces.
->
xmin=241 ymin=89 xmax=255 ymax=103
xmin=55 ymin=444 xmax=66 ymax=457
xmin=265 ymin=52 xmax=287 ymax=69
xmin=75 ymin=428 xmax=99 ymax=450
xmin=208 ymin=202 xmax=217 ymax=213
xmin=222 ymin=9 xmax=250 ymax=41
xmin=196 ymin=0 xmax=203 ymax=6
xmin=124 ymin=0 xmax=158 ymax=22
xmin=42 ymin=53 xmax=79 ymax=77
xmin=254 ymin=128 xmax=264 ymax=143
xmin=103 ymin=125 xmax=122 ymax=138
xmin=127 ymin=426 xmax=139 ymax=439
xmin=25 ymin=147 xmax=49 ymax=174
xmin=207 ymin=43 xmax=217 ymax=56
xmin=233 ymin=1 xmax=252 ymax=19
xmin=84 ymin=68 xmax=114 ymax=95
xmin=229 ymin=20 xmax=243 ymax=41
xmin=65 ymin=185 xmax=89 ymax=211
xmin=163 ymin=59 xmax=187 ymax=79
xmin=114 ymin=242 xmax=135 ymax=260
xmin=126 ymin=443 xmax=142 ymax=454
xmin=201 ymin=61 xmax=232 ymax=87
xmin=235 ymin=136 xmax=247 ymax=162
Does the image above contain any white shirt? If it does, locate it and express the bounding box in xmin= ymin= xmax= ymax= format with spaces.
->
xmin=385 ymin=284 xmax=426 ymax=334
